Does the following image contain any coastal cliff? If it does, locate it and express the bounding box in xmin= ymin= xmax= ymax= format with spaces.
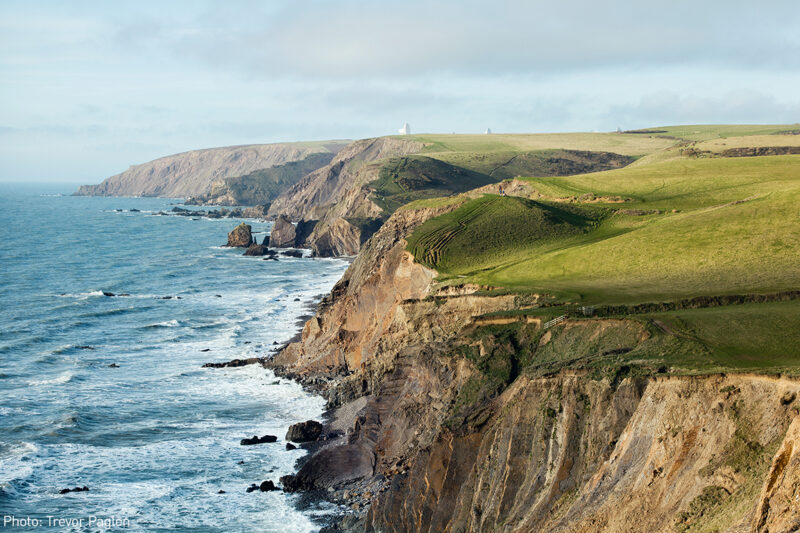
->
xmin=74 ymin=142 xmax=341 ymax=198
xmin=269 ymin=201 xmax=800 ymax=532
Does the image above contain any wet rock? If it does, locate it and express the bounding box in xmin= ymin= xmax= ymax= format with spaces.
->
xmin=129 ymin=208 xmax=140 ymax=212
xmin=286 ymin=420 xmax=323 ymax=443
xmin=108 ymin=363 xmax=119 ymax=368
xmin=259 ymin=480 xmax=278 ymax=492
xmin=217 ymin=490 xmax=226 ymax=494
xmin=102 ymin=291 xmax=115 ymax=297
xmin=59 ymin=486 xmax=89 ymax=494
xmin=268 ymin=214 xmax=296 ymax=247
xmin=77 ymin=345 xmax=94 ymax=350
xmin=285 ymin=443 xmax=297 ymax=450
xmin=243 ymin=243 xmax=277 ymax=257
xmin=246 ymin=484 xmax=258 ymax=493
xmin=202 ymin=357 xmax=267 ymax=369
xmin=200 ymin=348 xmax=211 ymax=352
xmin=279 ymin=249 xmax=305 ymax=258
xmin=226 ymin=223 xmax=253 ymax=247
xmin=240 ymin=434 xmax=278 ymax=445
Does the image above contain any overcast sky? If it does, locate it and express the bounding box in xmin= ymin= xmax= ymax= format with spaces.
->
xmin=1 ymin=0 xmax=799 ymax=183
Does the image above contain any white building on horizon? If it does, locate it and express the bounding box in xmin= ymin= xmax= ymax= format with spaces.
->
xmin=399 ymin=123 xmax=411 ymax=135
xmin=485 ymin=127 xmax=492 ymax=134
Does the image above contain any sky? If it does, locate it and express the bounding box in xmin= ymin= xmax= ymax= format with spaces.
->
xmin=1 ymin=0 xmax=799 ymax=183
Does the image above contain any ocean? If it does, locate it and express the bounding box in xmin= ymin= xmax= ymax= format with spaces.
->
xmin=0 ymin=183 xmax=349 ymax=532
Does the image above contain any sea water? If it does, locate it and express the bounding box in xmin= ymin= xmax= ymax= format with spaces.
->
xmin=0 ymin=183 xmax=349 ymax=532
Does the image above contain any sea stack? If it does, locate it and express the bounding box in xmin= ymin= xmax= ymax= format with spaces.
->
xmin=226 ymin=223 xmax=253 ymax=247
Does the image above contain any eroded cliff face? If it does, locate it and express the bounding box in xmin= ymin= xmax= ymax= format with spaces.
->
xmin=74 ymin=143 xmax=336 ymax=198
xmin=366 ymin=374 xmax=800 ymax=533
xmin=269 ymin=195 xmax=800 ymax=532
xmin=266 ymin=137 xmax=425 ymax=256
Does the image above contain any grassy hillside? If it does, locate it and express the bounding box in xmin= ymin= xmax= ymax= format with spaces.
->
xmin=407 ymin=154 xmax=800 ymax=304
xmin=195 ymin=152 xmax=334 ymax=206
xmin=403 ymin=132 xmax=675 ymax=156
xmin=369 ymin=150 xmax=635 ymax=216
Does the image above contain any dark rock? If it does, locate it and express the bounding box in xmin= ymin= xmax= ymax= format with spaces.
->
xmin=285 ymin=443 xmax=297 ymax=450
xmin=215 ymin=294 xmax=222 ymax=298
xmin=295 ymin=219 xmax=318 ymax=245
xmin=118 ymin=293 xmax=130 ymax=297
xmin=59 ymin=486 xmax=89 ymax=494
xmin=200 ymin=348 xmax=211 ymax=352
xmin=202 ymin=357 xmax=267 ymax=369
xmin=129 ymin=208 xmax=140 ymax=212
xmin=243 ymin=243 xmax=277 ymax=257
xmin=259 ymin=480 xmax=278 ymax=492
xmin=246 ymin=484 xmax=258 ymax=493
xmin=226 ymin=223 xmax=253 ymax=247
xmin=781 ymin=391 xmax=797 ymax=405
xmin=286 ymin=420 xmax=323 ymax=443
xmin=268 ymin=214 xmax=297 ymax=247
xmin=217 ymin=490 xmax=226 ymax=494
xmin=108 ymin=363 xmax=119 ymax=368
xmin=280 ymin=249 xmax=305 ymax=258
xmin=294 ymin=298 xmax=301 ymax=301
xmin=240 ymin=434 xmax=278 ymax=445
xmin=77 ymin=345 xmax=94 ymax=350
xmin=280 ymin=444 xmax=374 ymax=492
xmin=102 ymin=291 xmax=115 ymax=297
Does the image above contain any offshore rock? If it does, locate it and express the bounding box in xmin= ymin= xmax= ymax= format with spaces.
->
xmin=243 ymin=243 xmax=275 ymax=257
xmin=226 ymin=223 xmax=252 ymax=247
xmin=240 ymin=435 xmax=278 ymax=446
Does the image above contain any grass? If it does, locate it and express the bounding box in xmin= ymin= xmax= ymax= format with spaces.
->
xmin=402 ymin=132 xmax=676 ymax=156
xmin=368 ymin=151 xmax=635 ymax=216
xmin=407 ymin=155 xmax=800 ymax=304
xmin=644 ymin=301 xmax=800 ymax=371
xmin=628 ymin=124 xmax=796 ymax=141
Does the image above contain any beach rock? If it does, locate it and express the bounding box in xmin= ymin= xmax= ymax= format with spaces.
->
xmin=240 ymin=434 xmax=278 ymax=446
xmin=246 ymin=484 xmax=258 ymax=493
xmin=59 ymin=486 xmax=89 ymax=494
xmin=259 ymin=480 xmax=278 ymax=492
xmin=268 ymin=214 xmax=296 ymax=247
xmin=226 ymin=223 xmax=253 ymax=247
xmin=286 ymin=420 xmax=323 ymax=443
xmin=285 ymin=443 xmax=297 ymax=450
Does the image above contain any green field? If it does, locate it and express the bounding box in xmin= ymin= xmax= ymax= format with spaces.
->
xmin=407 ymin=154 xmax=800 ymax=304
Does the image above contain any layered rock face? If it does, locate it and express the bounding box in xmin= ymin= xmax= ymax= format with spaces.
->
xmin=267 ymin=137 xmax=425 ymax=257
xmin=74 ymin=143 xmax=336 ymax=198
xmin=366 ymin=374 xmax=800 ymax=533
xmin=269 ymin=199 xmax=800 ymax=532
